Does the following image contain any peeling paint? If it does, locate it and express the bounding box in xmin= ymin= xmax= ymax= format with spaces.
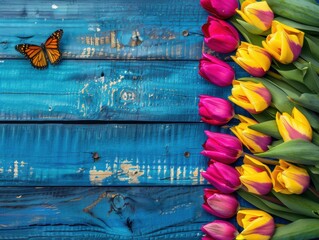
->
xmin=118 ymin=160 xmax=144 ymax=184
xmin=89 ymin=166 xmax=113 ymax=185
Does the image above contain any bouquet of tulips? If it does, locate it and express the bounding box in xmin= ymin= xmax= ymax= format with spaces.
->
xmin=198 ymin=0 xmax=319 ymax=239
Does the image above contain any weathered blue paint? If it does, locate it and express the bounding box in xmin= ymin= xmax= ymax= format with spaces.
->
xmin=0 ymin=0 xmax=208 ymax=60
xmin=0 ymin=123 xmax=230 ymax=186
xmin=0 ymin=186 xmax=212 ymax=239
xmin=0 ymin=60 xmax=246 ymax=121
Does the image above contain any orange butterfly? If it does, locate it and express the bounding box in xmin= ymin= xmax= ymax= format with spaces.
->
xmin=15 ymin=29 xmax=63 ymax=69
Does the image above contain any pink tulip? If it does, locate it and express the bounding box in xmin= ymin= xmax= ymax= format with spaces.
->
xmin=201 ymin=161 xmax=241 ymax=193
xmin=202 ymin=16 xmax=240 ymax=53
xmin=200 ymin=0 xmax=238 ymax=19
xmin=199 ymin=95 xmax=234 ymax=125
xmin=201 ymin=131 xmax=243 ymax=164
xmin=203 ymin=188 xmax=239 ymax=218
xmin=199 ymin=53 xmax=235 ymax=87
xmin=201 ymin=220 xmax=238 ymax=240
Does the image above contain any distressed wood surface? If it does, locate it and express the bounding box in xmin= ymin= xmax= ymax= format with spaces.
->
xmin=0 ymin=60 xmax=245 ymax=121
xmin=0 ymin=186 xmax=213 ymax=239
xmin=0 ymin=123 xmax=229 ymax=186
xmin=0 ymin=0 xmax=208 ymax=60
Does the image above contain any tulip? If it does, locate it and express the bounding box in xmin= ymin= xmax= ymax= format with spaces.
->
xmin=262 ymin=21 xmax=304 ymax=64
xmin=236 ymin=155 xmax=273 ymax=195
xmin=202 ymin=16 xmax=240 ymax=53
xmin=276 ymin=107 xmax=312 ymax=142
xmin=199 ymin=53 xmax=235 ymax=87
xmin=229 ymin=80 xmax=272 ymax=114
xmin=230 ymin=115 xmax=272 ymax=153
xmin=272 ymin=160 xmax=310 ymax=194
xmin=201 ymin=161 xmax=241 ymax=193
xmin=200 ymin=0 xmax=238 ymax=19
xmin=202 ymin=188 xmax=239 ymax=218
xmin=199 ymin=95 xmax=234 ymax=125
xmin=236 ymin=0 xmax=274 ymax=32
xmin=201 ymin=131 xmax=243 ymax=164
xmin=237 ymin=209 xmax=275 ymax=240
xmin=201 ymin=220 xmax=238 ymax=240
xmin=231 ymin=42 xmax=272 ymax=77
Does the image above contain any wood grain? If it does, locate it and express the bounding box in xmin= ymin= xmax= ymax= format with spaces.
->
xmin=0 ymin=0 xmax=208 ymax=60
xmin=0 ymin=186 xmax=212 ymax=239
xmin=0 ymin=60 xmax=246 ymax=121
xmin=0 ymin=123 xmax=231 ymax=186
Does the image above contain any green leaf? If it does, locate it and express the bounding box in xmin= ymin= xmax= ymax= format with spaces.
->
xmin=229 ymin=16 xmax=265 ymax=47
xmin=272 ymin=219 xmax=319 ymax=240
xmin=249 ymin=120 xmax=281 ymax=139
xmin=257 ymin=139 xmax=319 ymax=165
xmin=305 ymin=35 xmax=319 ymax=60
xmin=290 ymin=93 xmax=319 ymax=113
xmin=309 ymin=171 xmax=319 ymax=191
xmin=272 ymin=191 xmax=319 ymax=218
xmin=237 ymin=189 xmax=307 ymax=221
xmin=236 ymin=19 xmax=269 ymax=35
xmin=275 ymin=17 xmax=319 ymax=35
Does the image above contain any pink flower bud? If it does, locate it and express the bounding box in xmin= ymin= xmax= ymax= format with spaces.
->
xmin=201 ymin=161 xmax=241 ymax=193
xmin=199 ymin=95 xmax=234 ymax=125
xmin=200 ymin=0 xmax=238 ymax=19
xmin=199 ymin=54 xmax=235 ymax=87
xmin=201 ymin=131 xmax=243 ymax=164
xmin=203 ymin=188 xmax=239 ymax=218
xmin=202 ymin=16 xmax=240 ymax=53
xmin=201 ymin=220 xmax=238 ymax=240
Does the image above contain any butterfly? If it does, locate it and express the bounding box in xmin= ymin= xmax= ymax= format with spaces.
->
xmin=15 ymin=29 xmax=63 ymax=69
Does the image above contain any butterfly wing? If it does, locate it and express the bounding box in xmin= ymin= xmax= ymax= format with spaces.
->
xmin=44 ymin=29 xmax=63 ymax=65
xmin=15 ymin=44 xmax=48 ymax=69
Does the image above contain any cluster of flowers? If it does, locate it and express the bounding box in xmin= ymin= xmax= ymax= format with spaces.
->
xmin=198 ymin=0 xmax=319 ymax=239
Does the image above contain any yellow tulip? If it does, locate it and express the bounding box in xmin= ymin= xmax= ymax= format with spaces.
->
xmin=236 ymin=0 xmax=274 ymax=31
xmin=231 ymin=42 xmax=272 ymax=77
xmin=229 ymin=80 xmax=271 ymax=114
xmin=262 ymin=21 xmax=304 ymax=64
xmin=231 ymin=115 xmax=272 ymax=153
xmin=237 ymin=209 xmax=275 ymax=240
xmin=236 ymin=155 xmax=272 ymax=195
xmin=276 ymin=107 xmax=312 ymax=142
xmin=272 ymin=160 xmax=310 ymax=194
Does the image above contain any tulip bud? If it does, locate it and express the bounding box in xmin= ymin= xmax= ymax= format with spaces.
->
xmin=201 ymin=161 xmax=241 ymax=193
xmin=202 ymin=188 xmax=239 ymax=218
xmin=231 ymin=115 xmax=272 ymax=153
xmin=272 ymin=160 xmax=310 ymax=194
xmin=201 ymin=220 xmax=238 ymax=240
xmin=199 ymin=53 xmax=235 ymax=87
xmin=201 ymin=131 xmax=243 ymax=164
xmin=199 ymin=95 xmax=234 ymax=125
xmin=237 ymin=209 xmax=275 ymax=240
xmin=202 ymin=16 xmax=240 ymax=53
xmin=276 ymin=107 xmax=312 ymax=142
xmin=236 ymin=155 xmax=273 ymax=195
xmin=236 ymin=0 xmax=274 ymax=32
xmin=231 ymin=42 xmax=272 ymax=77
xmin=229 ymin=80 xmax=272 ymax=114
xmin=200 ymin=0 xmax=238 ymax=19
xmin=262 ymin=21 xmax=304 ymax=64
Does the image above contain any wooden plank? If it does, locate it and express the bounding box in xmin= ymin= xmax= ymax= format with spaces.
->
xmin=0 ymin=60 xmax=246 ymax=121
xmin=0 ymin=0 xmax=207 ymax=60
xmin=0 ymin=123 xmax=230 ymax=186
xmin=0 ymin=186 xmax=212 ymax=239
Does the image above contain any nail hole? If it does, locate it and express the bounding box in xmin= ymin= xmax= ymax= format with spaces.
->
xmin=184 ymin=151 xmax=190 ymax=158
xmin=182 ymin=30 xmax=189 ymax=37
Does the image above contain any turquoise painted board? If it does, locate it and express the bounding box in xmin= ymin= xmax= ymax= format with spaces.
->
xmin=0 ymin=0 xmax=207 ymax=60
xmin=0 ymin=61 xmax=245 ymax=121
xmin=0 ymin=186 xmax=211 ymax=239
xmin=0 ymin=123 xmax=227 ymax=186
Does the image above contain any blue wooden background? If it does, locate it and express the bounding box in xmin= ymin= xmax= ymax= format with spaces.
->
xmin=0 ymin=1 xmax=245 ymax=239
